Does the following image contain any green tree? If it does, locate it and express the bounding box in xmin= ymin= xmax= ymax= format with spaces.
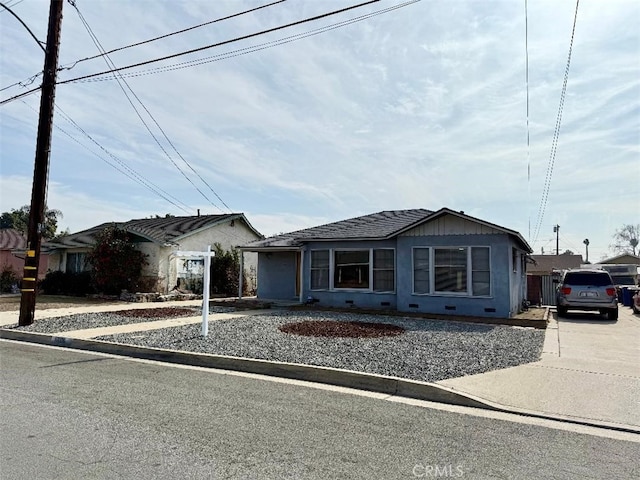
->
xmin=610 ymin=224 xmax=640 ymax=256
xmin=0 ymin=205 xmax=63 ymax=239
xmin=87 ymin=226 xmax=147 ymax=295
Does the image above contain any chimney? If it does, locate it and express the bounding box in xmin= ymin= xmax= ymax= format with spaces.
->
xmin=197 ymin=209 xmax=200 ymax=217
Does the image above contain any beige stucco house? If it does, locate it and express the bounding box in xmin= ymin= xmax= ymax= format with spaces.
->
xmin=44 ymin=214 xmax=262 ymax=294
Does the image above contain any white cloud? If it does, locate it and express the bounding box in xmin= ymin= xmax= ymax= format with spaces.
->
xmin=1 ymin=0 xmax=638 ymax=259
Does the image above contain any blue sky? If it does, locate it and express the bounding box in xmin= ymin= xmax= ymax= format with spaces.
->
xmin=1 ymin=0 xmax=638 ymax=262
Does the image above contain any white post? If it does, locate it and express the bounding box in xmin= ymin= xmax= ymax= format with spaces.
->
xmin=298 ymin=248 xmax=304 ymax=303
xmin=238 ymin=250 xmax=244 ymax=299
xmin=202 ymin=244 xmax=212 ymax=337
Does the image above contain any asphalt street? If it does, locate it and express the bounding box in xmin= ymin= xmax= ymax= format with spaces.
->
xmin=1 ymin=340 xmax=638 ymax=479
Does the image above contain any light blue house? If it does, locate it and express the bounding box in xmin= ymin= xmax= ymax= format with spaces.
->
xmin=239 ymin=208 xmax=533 ymax=318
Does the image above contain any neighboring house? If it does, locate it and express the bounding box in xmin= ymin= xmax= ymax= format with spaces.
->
xmin=526 ymin=254 xmax=583 ymax=306
xmin=600 ymin=253 xmax=640 ymax=265
xmin=0 ymin=228 xmax=49 ymax=280
xmin=239 ymin=208 xmax=532 ymax=318
xmin=44 ymin=214 xmax=262 ymax=294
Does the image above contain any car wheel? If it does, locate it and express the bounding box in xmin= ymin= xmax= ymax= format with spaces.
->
xmin=607 ymin=308 xmax=618 ymax=321
xmin=557 ymin=306 xmax=568 ymax=317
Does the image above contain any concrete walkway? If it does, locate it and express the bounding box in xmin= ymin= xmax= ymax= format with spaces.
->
xmin=1 ymin=300 xmax=638 ymax=433
xmin=437 ymin=307 xmax=640 ymax=430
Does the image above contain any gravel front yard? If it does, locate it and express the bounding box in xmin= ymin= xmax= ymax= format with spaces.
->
xmin=88 ymin=310 xmax=546 ymax=383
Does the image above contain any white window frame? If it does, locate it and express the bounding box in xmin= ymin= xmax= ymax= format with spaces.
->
xmin=310 ymin=247 xmax=396 ymax=293
xmin=373 ymin=248 xmax=395 ymax=293
xmin=310 ymin=249 xmax=330 ymax=291
xmin=411 ymin=246 xmax=491 ymax=297
xmin=412 ymin=247 xmax=430 ymax=295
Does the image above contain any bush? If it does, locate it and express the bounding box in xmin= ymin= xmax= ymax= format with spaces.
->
xmin=87 ymin=226 xmax=147 ymax=295
xmin=0 ymin=264 xmax=19 ymax=293
xmin=40 ymin=270 xmax=95 ymax=296
xmin=209 ymin=243 xmax=251 ymax=297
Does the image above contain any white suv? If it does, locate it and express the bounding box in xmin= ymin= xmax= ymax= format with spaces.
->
xmin=555 ymin=269 xmax=618 ymax=320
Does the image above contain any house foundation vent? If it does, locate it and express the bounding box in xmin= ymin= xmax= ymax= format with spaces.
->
xmin=445 ymin=305 xmax=456 ymax=311
xmin=345 ymin=300 xmax=354 ymax=305
xmin=409 ymin=303 xmax=419 ymax=308
xmin=484 ymin=308 xmax=496 ymax=313
xmin=380 ymin=301 xmax=391 ymax=306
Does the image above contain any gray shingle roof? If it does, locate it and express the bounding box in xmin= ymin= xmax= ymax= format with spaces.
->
xmin=0 ymin=229 xmax=26 ymax=250
xmin=44 ymin=214 xmax=251 ymax=249
xmin=244 ymin=209 xmax=434 ymax=248
xmin=527 ymin=254 xmax=584 ymax=274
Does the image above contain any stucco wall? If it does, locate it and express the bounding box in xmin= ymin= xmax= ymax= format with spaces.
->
xmin=160 ymin=219 xmax=260 ymax=293
xmin=0 ymin=251 xmax=49 ymax=280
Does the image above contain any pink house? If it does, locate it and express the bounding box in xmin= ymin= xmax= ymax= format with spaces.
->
xmin=0 ymin=229 xmax=49 ymax=280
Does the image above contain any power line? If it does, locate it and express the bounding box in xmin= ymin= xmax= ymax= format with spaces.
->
xmin=531 ymin=0 xmax=580 ymax=246
xmin=3 ymin=0 xmax=287 ymax=96
xmin=1 ymin=0 xmax=408 ymax=104
xmin=57 ymin=0 xmax=382 ymax=85
xmin=0 ymin=85 xmax=40 ymax=105
xmin=0 ymin=1 xmax=45 ymax=51
xmin=68 ymin=1 xmax=420 ymax=85
xmin=59 ymin=0 xmax=288 ymax=71
xmin=18 ymin=99 xmax=194 ymax=213
xmin=70 ymin=1 xmax=229 ymax=213
xmin=0 ymin=0 xmax=26 ymax=12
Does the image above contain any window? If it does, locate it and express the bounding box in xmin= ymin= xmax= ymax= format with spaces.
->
xmin=315 ymin=248 xmax=395 ymax=292
xmin=310 ymin=250 xmax=329 ymax=290
xmin=66 ymin=252 xmax=88 ymax=273
xmin=434 ymin=248 xmax=467 ymax=293
xmin=471 ymin=247 xmax=490 ymax=296
xmin=412 ymin=246 xmax=491 ymax=297
xmin=334 ymin=250 xmax=369 ymax=289
xmin=413 ymin=247 xmax=430 ymax=294
xmin=373 ymin=249 xmax=395 ymax=292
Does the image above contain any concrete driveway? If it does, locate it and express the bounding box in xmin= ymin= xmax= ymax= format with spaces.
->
xmin=438 ymin=306 xmax=640 ymax=430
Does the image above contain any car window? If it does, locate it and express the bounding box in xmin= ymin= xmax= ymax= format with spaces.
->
xmin=563 ymin=272 xmax=612 ymax=286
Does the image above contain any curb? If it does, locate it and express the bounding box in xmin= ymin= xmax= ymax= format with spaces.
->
xmin=2 ymin=328 xmax=638 ymax=435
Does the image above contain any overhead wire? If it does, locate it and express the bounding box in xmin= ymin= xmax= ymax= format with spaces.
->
xmin=19 ymin=99 xmax=193 ymax=213
xmin=1 ymin=0 xmax=402 ymax=104
xmin=59 ymin=0 xmax=288 ymax=71
xmin=66 ymin=0 xmax=421 ymax=85
xmin=57 ymin=0 xmax=382 ymax=85
xmin=0 ymin=1 xmax=45 ymax=51
xmin=70 ymin=1 xmax=229 ymax=213
xmin=531 ymin=0 xmax=580 ymax=246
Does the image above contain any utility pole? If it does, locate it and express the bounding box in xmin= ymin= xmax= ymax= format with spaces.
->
xmin=583 ymin=238 xmax=589 ymax=263
xmin=553 ymin=225 xmax=560 ymax=256
xmin=19 ymin=0 xmax=64 ymax=326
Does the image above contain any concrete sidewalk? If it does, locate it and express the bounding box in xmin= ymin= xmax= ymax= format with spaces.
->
xmin=1 ymin=300 xmax=638 ymax=433
xmin=437 ymin=307 xmax=640 ymax=431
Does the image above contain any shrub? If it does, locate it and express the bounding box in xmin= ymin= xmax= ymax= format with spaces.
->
xmin=87 ymin=226 xmax=147 ymax=295
xmin=40 ymin=270 xmax=94 ymax=296
xmin=0 ymin=264 xmax=19 ymax=293
xmin=209 ymin=243 xmax=251 ymax=297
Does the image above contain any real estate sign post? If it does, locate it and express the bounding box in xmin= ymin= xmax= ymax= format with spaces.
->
xmin=174 ymin=246 xmax=215 ymax=337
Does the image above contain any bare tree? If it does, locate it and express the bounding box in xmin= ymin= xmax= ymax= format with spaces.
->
xmin=610 ymin=224 xmax=640 ymax=256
